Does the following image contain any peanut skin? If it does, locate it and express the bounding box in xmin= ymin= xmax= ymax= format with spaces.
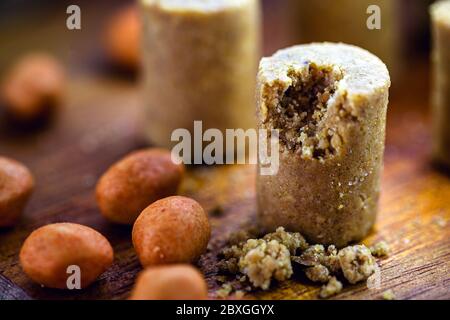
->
xmin=96 ymin=148 xmax=185 ymax=224
xmin=1 ymin=53 xmax=65 ymax=122
xmin=20 ymin=223 xmax=113 ymax=289
xmin=0 ymin=156 xmax=34 ymax=227
xmin=129 ymin=264 xmax=208 ymax=300
xmin=132 ymin=196 xmax=211 ymax=267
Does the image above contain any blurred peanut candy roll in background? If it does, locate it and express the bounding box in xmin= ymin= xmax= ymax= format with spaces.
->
xmin=288 ymin=0 xmax=401 ymax=80
xmin=256 ymin=43 xmax=390 ymax=247
xmin=140 ymin=0 xmax=261 ymax=152
xmin=431 ymin=0 xmax=450 ymax=168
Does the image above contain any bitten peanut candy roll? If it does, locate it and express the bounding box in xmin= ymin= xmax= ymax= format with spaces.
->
xmin=431 ymin=1 xmax=450 ymax=168
xmin=140 ymin=0 xmax=261 ymax=149
xmin=288 ymin=0 xmax=400 ymax=80
xmin=256 ymin=43 xmax=390 ymax=247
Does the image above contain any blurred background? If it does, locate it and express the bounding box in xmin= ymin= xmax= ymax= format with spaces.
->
xmin=0 ymin=0 xmax=433 ymax=75
xmin=0 ymin=0 xmax=436 ymax=158
xmin=0 ymin=0 xmax=438 ymax=191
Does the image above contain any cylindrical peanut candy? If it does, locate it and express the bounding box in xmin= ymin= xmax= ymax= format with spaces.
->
xmin=140 ymin=0 xmax=261 ymax=150
xmin=256 ymin=43 xmax=390 ymax=247
xmin=431 ymin=1 xmax=450 ymax=168
xmin=288 ymin=0 xmax=400 ymax=80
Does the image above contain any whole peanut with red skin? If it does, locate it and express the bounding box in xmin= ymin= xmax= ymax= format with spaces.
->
xmin=132 ymin=196 xmax=211 ymax=267
xmin=0 ymin=156 xmax=34 ymax=227
xmin=20 ymin=223 xmax=113 ymax=289
xmin=1 ymin=53 xmax=65 ymax=122
xmin=96 ymin=148 xmax=184 ymax=224
xmin=129 ymin=264 xmax=208 ymax=300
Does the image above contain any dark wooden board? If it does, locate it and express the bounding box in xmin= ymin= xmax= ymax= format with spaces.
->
xmin=0 ymin=62 xmax=449 ymax=300
xmin=0 ymin=0 xmax=449 ymax=300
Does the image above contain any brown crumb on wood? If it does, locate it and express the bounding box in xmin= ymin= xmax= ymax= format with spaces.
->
xmin=370 ymin=241 xmax=390 ymax=257
xmin=219 ymin=227 xmax=307 ymax=290
xmin=234 ymin=290 xmax=245 ymax=299
xmin=218 ymin=226 xmax=381 ymax=299
xmin=382 ymin=289 xmax=396 ymax=300
xmin=218 ymin=251 xmax=240 ymax=274
xmin=216 ymin=283 xmax=233 ymax=299
xmin=319 ymin=276 xmax=343 ymax=298
xmin=338 ymin=245 xmax=376 ymax=284
xmin=263 ymin=227 xmax=309 ymax=254
xmin=292 ymin=243 xmax=341 ymax=274
xmin=215 ymin=275 xmax=227 ymax=283
xmin=305 ymin=264 xmax=330 ymax=283
xmin=322 ymin=245 xmax=341 ymax=273
xmin=294 ymin=244 xmax=325 ymax=266
xmin=239 ymin=239 xmax=293 ymax=290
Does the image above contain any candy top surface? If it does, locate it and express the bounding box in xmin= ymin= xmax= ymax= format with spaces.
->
xmin=141 ymin=0 xmax=251 ymax=12
xmin=431 ymin=0 xmax=450 ymax=27
xmin=259 ymin=42 xmax=390 ymax=96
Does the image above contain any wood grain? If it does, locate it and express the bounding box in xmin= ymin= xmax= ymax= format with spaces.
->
xmin=0 ymin=63 xmax=448 ymax=300
xmin=0 ymin=0 xmax=449 ymax=300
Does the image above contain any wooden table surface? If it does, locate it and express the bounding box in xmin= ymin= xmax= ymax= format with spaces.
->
xmin=0 ymin=0 xmax=449 ymax=300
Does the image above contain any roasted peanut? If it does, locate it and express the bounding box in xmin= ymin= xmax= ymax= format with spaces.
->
xmin=132 ymin=196 xmax=210 ymax=267
xmin=0 ymin=156 xmax=34 ymax=227
xmin=105 ymin=6 xmax=140 ymax=71
xmin=129 ymin=264 xmax=208 ymax=300
xmin=20 ymin=223 xmax=113 ymax=289
xmin=96 ymin=148 xmax=184 ymax=224
xmin=1 ymin=53 xmax=65 ymax=122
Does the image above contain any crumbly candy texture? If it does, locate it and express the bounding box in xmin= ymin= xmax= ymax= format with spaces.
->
xmin=292 ymin=244 xmax=340 ymax=274
xmin=257 ymin=43 xmax=390 ymax=247
xmin=218 ymin=227 xmax=381 ymax=298
xmin=305 ymin=264 xmax=330 ymax=283
xmin=215 ymin=283 xmax=234 ymax=299
xmin=220 ymin=227 xmax=304 ymax=289
xmin=382 ymin=289 xmax=396 ymax=300
xmin=295 ymin=244 xmax=325 ymax=265
xmin=319 ymin=276 xmax=343 ymax=299
xmin=238 ymin=239 xmax=292 ymax=290
xmin=370 ymin=241 xmax=390 ymax=257
xmin=219 ymin=226 xmax=306 ymax=277
xmin=338 ymin=245 xmax=376 ymax=284
xmin=262 ymin=226 xmax=309 ymax=254
xmin=264 ymin=64 xmax=343 ymax=159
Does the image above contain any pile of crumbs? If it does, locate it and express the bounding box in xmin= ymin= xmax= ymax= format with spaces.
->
xmin=217 ymin=227 xmax=389 ymax=299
